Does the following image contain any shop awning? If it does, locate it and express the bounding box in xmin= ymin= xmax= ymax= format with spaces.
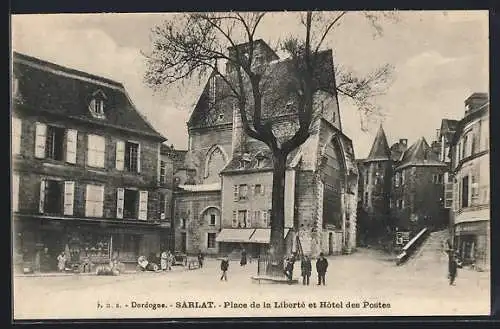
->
xmin=215 ymin=229 xmax=255 ymax=243
xmin=248 ymin=228 xmax=291 ymax=244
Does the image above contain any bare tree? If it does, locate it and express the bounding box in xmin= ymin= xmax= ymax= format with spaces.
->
xmin=144 ymin=11 xmax=395 ymax=276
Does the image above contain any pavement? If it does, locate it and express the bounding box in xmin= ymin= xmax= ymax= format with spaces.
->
xmin=13 ymin=248 xmax=490 ymax=319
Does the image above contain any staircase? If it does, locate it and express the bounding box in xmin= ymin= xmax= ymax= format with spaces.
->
xmin=405 ymin=229 xmax=450 ymax=271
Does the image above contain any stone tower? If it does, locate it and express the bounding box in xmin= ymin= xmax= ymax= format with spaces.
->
xmin=360 ymin=125 xmax=393 ymax=239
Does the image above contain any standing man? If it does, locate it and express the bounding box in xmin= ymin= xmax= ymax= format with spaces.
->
xmin=448 ymin=251 xmax=461 ymax=286
xmin=220 ymin=255 xmax=229 ymax=281
xmin=283 ymin=257 xmax=294 ymax=282
xmin=240 ymin=249 xmax=247 ymax=266
xmin=316 ymin=252 xmax=328 ymax=286
xmin=301 ymin=255 xmax=312 ymax=285
xmin=198 ymin=251 xmax=205 ymax=268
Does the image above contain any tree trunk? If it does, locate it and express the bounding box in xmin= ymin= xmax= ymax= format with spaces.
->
xmin=266 ymin=151 xmax=287 ymax=277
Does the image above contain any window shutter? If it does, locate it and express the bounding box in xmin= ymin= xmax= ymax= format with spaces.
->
xmin=63 ymin=181 xmax=75 ymax=215
xmin=12 ymin=174 xmax=20 ymax=212
xmin=12 ymin=117 xmax=22 ymax=155
xmin=247 ymin=211 xmax=253 ymax=228
xmin=39 ymin=180 xmax=46 ymax=213
xmin=65 ymin=129 xmax=78 ymax=164
xmin=233 ymin=185 xmax=239 ymax=201
xmin=115 ymin=140 xmax=125 ymax=170
xmin=35 ymin=122 xmax=47 ymax=158
xmin=232 ymin=210 xmax=238 ymax=228
xmin=137 ymin=144 xmax=141 ymax=173
xmin=138 ymin=190 xmax=148 ymax=220
xmin=116 ymin=188 xmax=125 ymax=219
xmin=261 ymin=210 xmax=267 ymax=227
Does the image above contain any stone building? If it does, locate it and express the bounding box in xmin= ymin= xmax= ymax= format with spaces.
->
xmin=449 ymin=92 xmax=490 ymax=271
xmin=172 ymin=39 xmax=358 ymax=258
xmin=11 ymin=52 xmax=170 ymax=272
xmin=357 ymin=125 xmax=393 ymax=243
xmin=391 ymin=137 xmax=449 ymax=232
xmin=357 ymin=125 xmax=449 ymax=243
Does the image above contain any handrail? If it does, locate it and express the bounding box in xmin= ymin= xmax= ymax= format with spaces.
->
xmin=396 ymin=227 xmax=430 ymax=265
xmin=402 ymin=227 xmax=428 ymax=252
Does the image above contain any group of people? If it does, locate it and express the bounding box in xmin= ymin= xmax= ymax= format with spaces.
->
xmin=159 ymin=250 xmax=175 ymax=271
xmin=284 ymin=252 xmax=329 ymax=285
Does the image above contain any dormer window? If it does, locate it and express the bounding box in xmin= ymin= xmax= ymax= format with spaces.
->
xmin=218 ymin=113 xmax=224 ymax=121
xmin=89 ymin=90 xmax=107 ymax=118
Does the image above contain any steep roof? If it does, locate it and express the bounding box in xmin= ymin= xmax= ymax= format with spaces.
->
xmin=364 ymin=125 xmax=391 ymax=162
xmin=187 ymin=41 xmax=337 ymax=130
xmin=13 ymin=52 xmax=166 ymax=141
xmin=396 ymin=137 xmax=447 ymax=170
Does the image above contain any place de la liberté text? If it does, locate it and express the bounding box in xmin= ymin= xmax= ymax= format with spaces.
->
xmin=98 ymin=300 xmax=392 ymax=311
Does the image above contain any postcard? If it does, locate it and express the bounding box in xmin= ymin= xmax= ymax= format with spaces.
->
xmin=11 ymin=10 xmax=490 ymax=319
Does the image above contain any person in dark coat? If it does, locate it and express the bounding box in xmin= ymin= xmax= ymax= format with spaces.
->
xmin=240 ymin=249 xmax=247 ymax=266
xmin=301 ymin=255 xmax=312 ymax=285
xmin=197 ymin=251 xmax=204 ymax=268
xmin=316 ymin=252 xmax=328 ymax=286
xmin=283 ymin=257 xmax=294 ymax=281
xmin=448 ymin=251 xmax=460 ymax=286
xmin=220 ymin=255 xmax=229 ymax=281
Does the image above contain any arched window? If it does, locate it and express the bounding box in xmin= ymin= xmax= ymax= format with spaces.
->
xmin=204 ymin=145 xmax=227 ymax=184
xmin=202 ymin=207 xmax=220 ymax=226
xmin=322 ymin=136 xmax=346 ymax=229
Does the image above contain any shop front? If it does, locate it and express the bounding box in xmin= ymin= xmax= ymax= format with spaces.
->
xmin=13 ymin=215 xmax=169 ymax=273
xmin=454 ymin=219 xmax=489 ymax=270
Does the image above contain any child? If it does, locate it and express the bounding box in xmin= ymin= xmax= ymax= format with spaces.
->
xmin=220 ymin=255 xmax=229 ymax=281
xmin=160 ymin=251 xmax=168 ymax=271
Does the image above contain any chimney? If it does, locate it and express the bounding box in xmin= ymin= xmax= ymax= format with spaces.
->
xmin=231 ymin=103 xmax=246 ymax=156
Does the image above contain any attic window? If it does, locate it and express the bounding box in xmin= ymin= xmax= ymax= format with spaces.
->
xmin=286 ymin=101 xmax=294 ymax=110
xmin=218 ymin=113 xmax=224 ymax=121
xmin=89 ymin=90 xmax=107 ymax=118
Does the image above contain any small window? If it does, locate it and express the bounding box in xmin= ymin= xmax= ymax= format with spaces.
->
xmin=125 ymin=141 xmax=140 ymax=172
xmin=159 ymin=160 xmax=167 ymax=184
xmin=254 ymin=184 xmax=262 ymax=195
xmin=394 ymin=172 xmax=400 ymax=187
xmin=218 ymin=113 xmax=224 ymax=121
xmin=46 ymin=126 xmax=65 ymax=161
xmin=207 ymin=233 xmax=216 ymax=249
xmin=364 ymin=192 xmax=369 ymax=206
xmin=181 ymin=217 xmax=187 ymax=229
xmin=396 ymin=199 xmax=404 ymax=209
xmin=210 ymin=213 xmax=216 ymax=226
xmin=239 ymin=184 xmax=248 ymax=200
xmin=238 ymin=210 xmax=248 ymax=228
xmin=89 ymin=98 xmax=105 ymax=116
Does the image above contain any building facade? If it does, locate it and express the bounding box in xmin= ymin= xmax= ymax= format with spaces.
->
xmin=172 ymin=40 xmax=358 ymax=258
xmin=357 ymin=126 xmax=448 ymax=244
xmin=391 ymin=137 xmax=449 ymax=232
xmin=449 ymin=93 xmax=490 ymax=271
xmin=12 ymin=52 xmax=170 ymax=272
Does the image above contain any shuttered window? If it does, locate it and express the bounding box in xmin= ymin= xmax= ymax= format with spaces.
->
xmin=12 ymin=174 xmax=20 ymax=212
xmin=116 ymin=188 xmax=125 ymax=219
xmin=138 ymin=190 xmax=148 ymax=220
xmin=85 ymin=184 xmax=104 ymax=217
xmin=35 ymin=122 xmax=47 ymax=158
xmin=12 ymin=117 xmax=22 ymax=155
xmin=65 ymin=129 xmax=78 ymax=164
xmin=232 ymin=210 xmax=238 ymax=228
xmin=87 ymin=135 xmax=105 ymax=168
xmin=63 ymin=181 xmax=75 ymax=215
xmin=115 ymin=140 xmax=125 ymax=170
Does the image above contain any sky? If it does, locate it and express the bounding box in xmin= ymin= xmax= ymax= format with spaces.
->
xmin=11 ymin=11 xmax=489 ymax=158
